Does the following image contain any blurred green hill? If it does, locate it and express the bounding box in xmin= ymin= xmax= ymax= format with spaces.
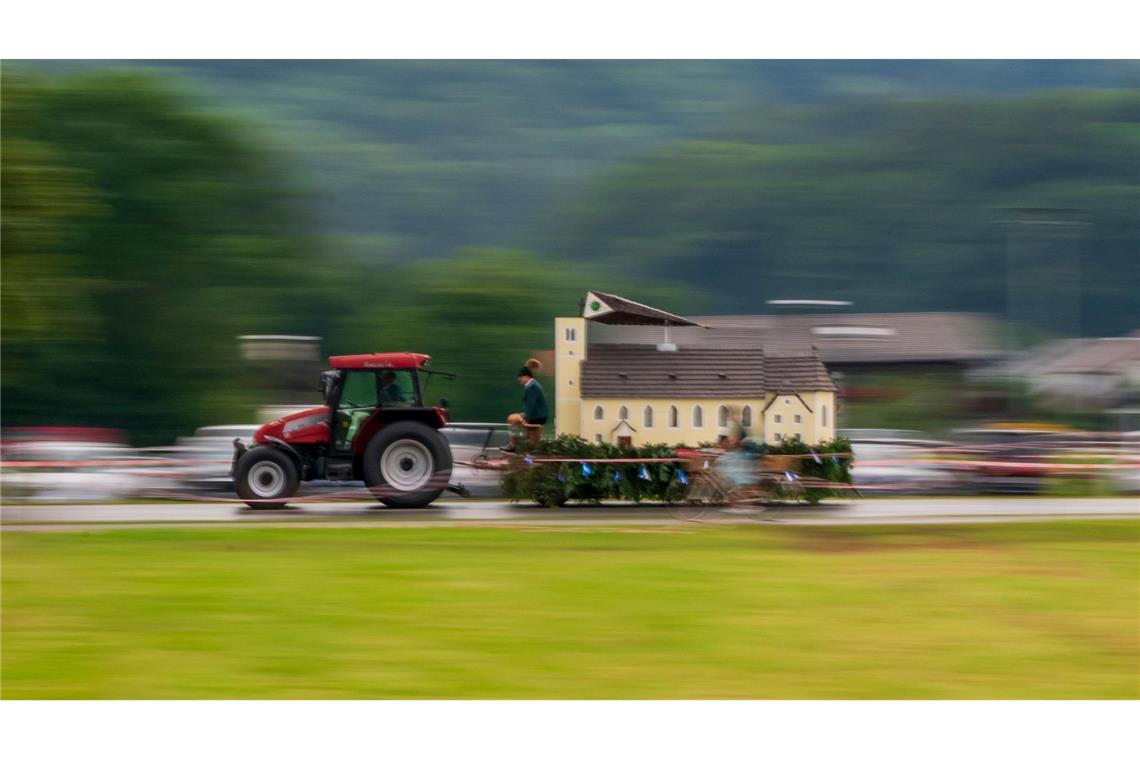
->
xmin=27 ymin=60 xmax=1139 ymax=264
xmin=545 ymin=89 xmax=1140 ymax=335
xmin=28 ymin=61 xmax=1138 ymax=331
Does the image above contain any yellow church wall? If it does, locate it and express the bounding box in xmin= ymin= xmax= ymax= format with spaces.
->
xmin=811 ymin=391 xmax=837 ymax=443
xmin=578 ymin=397 xmax=770 ymax=447
xmin=763 ymin=393 xmax=815 ymax=445
xmin=554 ymin=317 xmax=586 ymax=437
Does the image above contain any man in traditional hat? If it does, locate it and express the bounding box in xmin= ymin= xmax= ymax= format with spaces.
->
xmin=503 ymin=358 xmax=547 ymax=450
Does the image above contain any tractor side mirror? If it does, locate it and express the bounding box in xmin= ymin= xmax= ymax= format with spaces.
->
xmin=319 ymin=370 xmax=338 ymax=404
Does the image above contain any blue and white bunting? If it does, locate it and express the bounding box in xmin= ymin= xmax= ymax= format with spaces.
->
xmin=639 ymin=464 xmax=651 ymax=481
xmin=810 ymin=449 xmax=822 ymax=464
xmin=581 ymin=461 xmax=593 ymax=476
xmin=677 ymin=470 xmax=689 ymax=485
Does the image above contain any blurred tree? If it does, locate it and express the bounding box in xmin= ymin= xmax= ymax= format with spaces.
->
xmin=33 ymin=61 xmax=1133 ymax=269
xmin=1 ymin=109 xmax=103 ymax=351
xmin=2 ymin=70 xmax=324 ymax=445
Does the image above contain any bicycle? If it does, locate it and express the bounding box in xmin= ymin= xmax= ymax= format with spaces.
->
xmin=666 ymin=468 xmax=792 ymax=522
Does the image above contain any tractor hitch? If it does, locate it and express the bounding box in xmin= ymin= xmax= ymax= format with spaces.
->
xmin=446 ymin=482 xmax=471 ymax=498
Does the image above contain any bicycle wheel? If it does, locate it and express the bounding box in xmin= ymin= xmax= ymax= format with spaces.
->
xmin=745 ymin=498 xmax=775 ymax=522
xmin=667 ymin=500 xmax=709 ymax=521
xmin=721 ymin=486 xmax=772 ymax=521
xmin=668 ymin=472 xmax=721 ymax=521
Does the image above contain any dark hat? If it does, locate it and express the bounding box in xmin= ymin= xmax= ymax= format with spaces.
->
xmin=517 ymin=358 xmax=542 ymax=377
xmin=517 ymin=365 xmax=533 ymax=378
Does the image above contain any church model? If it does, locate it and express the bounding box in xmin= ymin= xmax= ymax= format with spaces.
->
xmin=554 ymin=291 xmax=838 ymax=447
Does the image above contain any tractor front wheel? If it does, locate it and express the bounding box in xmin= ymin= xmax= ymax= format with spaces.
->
xmin=234 ymin=446 xmax=300 ymax=509
xmin=363 ymin=421 xmax=453 ymax=508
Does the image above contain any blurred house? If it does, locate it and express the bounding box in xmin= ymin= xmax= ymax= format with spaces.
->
xmin=581 ymin=309 xmax=1003 ymax=427
xmin=587 ymin=311 xmax=1003 ymax=375
xmin=555 ymin=292 xmax=837 ymax=446
xmin=971 ymin=330 xmax=1140 ymax=408
xmin=239 ymin=335 xmax=325 ymax=419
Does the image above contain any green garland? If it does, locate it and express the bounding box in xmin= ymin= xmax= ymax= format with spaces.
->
xmin=501 ymin=434 xmax=854 ymax=507
xmin=742 ymin=437 xmax=855 ymax=504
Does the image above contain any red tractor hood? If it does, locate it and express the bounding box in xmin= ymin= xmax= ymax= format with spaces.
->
xmin=255 ymin=406 xmax=331 ymax=445
xmin=329 ymin=353 xmax=430 ymax=370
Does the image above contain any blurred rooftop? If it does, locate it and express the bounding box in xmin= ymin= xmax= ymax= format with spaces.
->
xmin=588 ymin=311 xmax=1005 ymax=366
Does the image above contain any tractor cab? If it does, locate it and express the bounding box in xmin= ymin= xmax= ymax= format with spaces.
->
xmin=325 ymin=363 xmax=423 ymax=450
xmin=233 ymin=353 xmax=453 ymax=509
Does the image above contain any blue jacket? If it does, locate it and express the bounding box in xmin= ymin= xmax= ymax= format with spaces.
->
xmin=522 ymin=379 xmax=548 ymax=422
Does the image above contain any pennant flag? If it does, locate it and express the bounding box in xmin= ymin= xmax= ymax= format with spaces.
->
xmin=677 ymin=469 xmax=689 ymax=485
xmin=703 ymin=458 xmax=710 ymax=469
xmin=785 ymin=471 xmax=798 ymax=482
xmin=613 ymin=471 xmax=622 ymax=482
xmin=832 ymin=456 xmax=840 ymax=465
xmin=581 ymin=461 xmax=593 ymax=476
xmin=639 ymin=464 xmax=651 ymax=481
xmin=557 ymin=471 xmax=566 ymax=482
xmin=524 ymin=454 xmax=534 ymax=465
xmin=810 ymin=449 xmax=822 ymax=464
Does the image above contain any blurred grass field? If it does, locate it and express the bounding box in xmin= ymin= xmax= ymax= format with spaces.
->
xmin=3 ymin=521 xmax=1137 ymax=699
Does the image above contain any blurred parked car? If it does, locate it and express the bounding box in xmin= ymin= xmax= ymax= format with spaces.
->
xmin=839 ymin=428 xmax=926 ymax=442
xmin=441 ymin=423 xmax=511 ymax=461
xmin=847 ymin=434 xmax=956 ymax=494
xmin=1 ymin=440 xmax=152 ymax=502
xmin=941 ymin=426 xmax=1081 ymax=494
xmin=170 ymin=425 xmax=261 ymax=492
xmin=1113 ymin=431 xmax=1140 ymax=494
xmin=441 ymin=423 xmax=510 ymax=497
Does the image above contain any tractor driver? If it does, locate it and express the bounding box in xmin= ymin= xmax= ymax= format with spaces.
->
xmin=380 ymin=371 xmax=405 ymax=404
xmin=504 ymin=358 xmax=547 ymax=450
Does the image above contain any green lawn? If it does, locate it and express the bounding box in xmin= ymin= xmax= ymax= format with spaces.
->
xmin=3 ymin=521 xmax=1137 ymax=699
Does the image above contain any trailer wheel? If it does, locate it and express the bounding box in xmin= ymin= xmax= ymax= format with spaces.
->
xmin=234 ymin=446 xmax=299 ymax=509
xmin=363 ymin=421 xmax=452 ymax=508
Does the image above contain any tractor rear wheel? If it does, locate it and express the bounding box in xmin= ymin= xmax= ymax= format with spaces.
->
xmin=363 ymin=421 xmax=452 ymax=508
xmin=235 ymin=446 xmax=300 ymax=509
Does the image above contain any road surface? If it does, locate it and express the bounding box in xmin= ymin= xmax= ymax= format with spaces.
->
xmin=2 ymin=496 xmax=1136 ymax=529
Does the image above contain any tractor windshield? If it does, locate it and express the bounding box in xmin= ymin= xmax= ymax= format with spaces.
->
xmin=334 ymin=371 xmax=378 ymax=451
xmin=339 ymin=371 xmax=377 ymax=409
xmin=333 ymin=369 xmax=420 ymax=451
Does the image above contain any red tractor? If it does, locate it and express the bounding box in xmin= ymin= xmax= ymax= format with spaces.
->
xmin=231 ymin=353 xmax=453 ymax=509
